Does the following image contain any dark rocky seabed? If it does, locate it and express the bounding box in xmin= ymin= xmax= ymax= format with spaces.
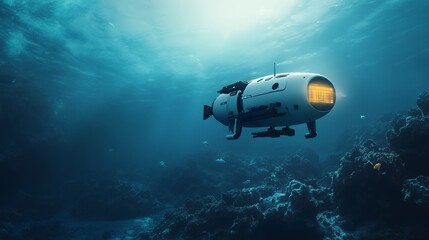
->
xmin=1 ymin=93 xmax=429 ymax=239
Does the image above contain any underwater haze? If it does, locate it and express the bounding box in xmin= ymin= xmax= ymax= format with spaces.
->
xmin=1 ymin=0 xmax=429 ymax=239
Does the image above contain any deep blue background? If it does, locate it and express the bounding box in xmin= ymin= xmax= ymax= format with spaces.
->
xmin=0 ymin=0 xmax=428 ymax=238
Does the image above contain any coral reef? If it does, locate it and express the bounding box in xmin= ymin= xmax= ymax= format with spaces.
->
xmin=149 ymin=180 xmax=329 ymax=240
xmin=387 ymin=92 xmax=429 ymax=177
xmin=403 ymin=176 xmax=429 ymax=208
xmin=141 ymin=150 xmax=329 ymax=239
xmin=316 ymin=211 xmax=350 ymax=240
xmin=332 ymin=140 xmax=404 ymax=225
xmin=416 ymin=92 xmax=429 ymax=115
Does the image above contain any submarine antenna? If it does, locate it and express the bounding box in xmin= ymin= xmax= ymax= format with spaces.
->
xmin=273 ymin=62 xmax=276 ymax=76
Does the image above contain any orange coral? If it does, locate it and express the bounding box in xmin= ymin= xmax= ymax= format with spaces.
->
xmin=373 ymin=163 xmax=381 ymax=171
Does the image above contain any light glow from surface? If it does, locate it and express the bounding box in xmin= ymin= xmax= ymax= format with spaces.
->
xmin=189 ymin=0 xmax=298 ymax=37
xmin=99 ymin=0 xmax=338 ymax=78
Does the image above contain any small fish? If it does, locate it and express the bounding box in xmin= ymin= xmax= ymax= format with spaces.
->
xmin=215 ymin=158 xmax=225 ymax=163
xmin=373 ymin=163 xmax=381 ymax=170
xmin=202 ymin=141 xmax=209 ymax=145
xmin=159 ymin=161 xmax=166 ymax=167
xmin=360 ymin=115 xmax=366 ymax=119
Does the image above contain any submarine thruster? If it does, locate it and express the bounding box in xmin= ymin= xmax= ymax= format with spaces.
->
xmin=203 ymin=72 xmax=336 ymax=139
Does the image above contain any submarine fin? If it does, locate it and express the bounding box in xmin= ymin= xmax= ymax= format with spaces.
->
xmin=305 ymin=121 xmax=317 ymax=138
xmin=203 ymin=105 xmax=213 ymax=120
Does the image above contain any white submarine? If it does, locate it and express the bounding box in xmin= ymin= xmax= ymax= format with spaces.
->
xmin=203 ymin=70 xmax=336 ymax=139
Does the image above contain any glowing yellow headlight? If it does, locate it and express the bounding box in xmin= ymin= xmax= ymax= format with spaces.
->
xmin=308 ymin=84 xmax=334 ymax=104
xmin=307 ymin=78 xmax=336 ymax=111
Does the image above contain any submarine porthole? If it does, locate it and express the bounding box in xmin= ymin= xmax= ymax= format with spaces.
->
xmin=272 ymin=82 xmax=279 ymax=90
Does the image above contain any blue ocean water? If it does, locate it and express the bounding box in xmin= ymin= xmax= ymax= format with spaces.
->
xmin=1 ymin=0 xmax=429 ymax=239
